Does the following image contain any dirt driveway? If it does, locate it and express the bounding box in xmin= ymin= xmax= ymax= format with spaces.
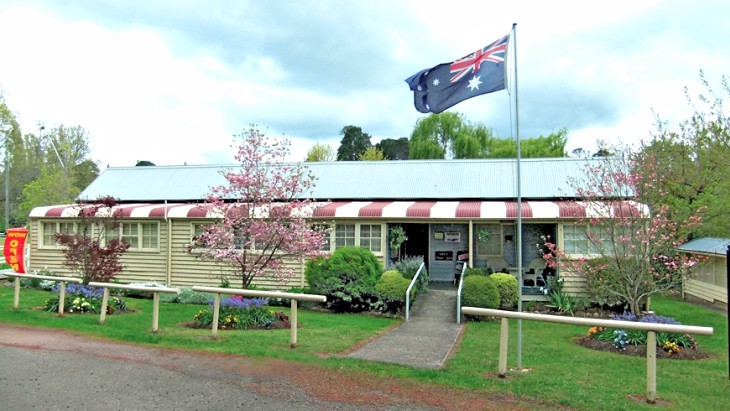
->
xmin=0 ymin=324 xmax=555 ymax=410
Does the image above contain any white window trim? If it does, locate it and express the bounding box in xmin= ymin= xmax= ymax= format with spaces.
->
xmin=107 ymin=221 xmax=161 ymax=252
xmin=327 ymin=222 xmax=385 ymax=255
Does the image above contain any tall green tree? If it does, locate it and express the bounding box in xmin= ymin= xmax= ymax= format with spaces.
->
xmin=305 ymin=142 xmax=336 ymax=162
xmin=336 ymin=125 xmax=371 ymax=161
xmin=1 ymin=94 xmax=24 ymax=229
xmin=635 ymin=73 xmax=730 ymax=238
xmin=409 ymin=112 xmax=567 ymax=159
xmin=358 ymin=147 xmax=386 ymax=161
xmin=375 ymin=137 xmax=409 ymax=160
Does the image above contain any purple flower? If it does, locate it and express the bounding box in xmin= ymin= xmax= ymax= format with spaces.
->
xmin=211 ymin=296 xmax=269 ymax=308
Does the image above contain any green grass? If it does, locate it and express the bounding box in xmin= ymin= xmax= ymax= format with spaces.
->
xmin=1 ymin=286 xmax=728 ymax=410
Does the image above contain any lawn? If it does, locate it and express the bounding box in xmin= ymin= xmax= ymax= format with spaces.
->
xmin=1 ymin=285 xmax=728 ymax=410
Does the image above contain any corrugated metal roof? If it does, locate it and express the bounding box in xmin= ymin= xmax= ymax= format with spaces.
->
xmin=77 ymin=158 xmax=605 ymax=202
xmin=677 ymin=237 xmax=730 ymax=256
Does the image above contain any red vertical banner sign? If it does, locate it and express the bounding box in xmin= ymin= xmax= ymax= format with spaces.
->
xmin=4 ymin=228 xmax=29 ymax=273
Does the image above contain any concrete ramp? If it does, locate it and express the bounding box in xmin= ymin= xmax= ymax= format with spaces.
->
xmin=347 ymin=285 xmax=464 ymax=369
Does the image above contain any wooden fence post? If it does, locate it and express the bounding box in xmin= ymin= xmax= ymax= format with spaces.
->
xmin=13 ymin=277 xmax=20 ymax=309
xmin=58 ymin=282 xmax=67 ymax=315
xmin=99 ymin=288 xmax=110 ymax=325
xmin=646 ymin=331 xmax=657 ymax=404
xmin=290 ymin=299 xmax=298 ymax=348
xmin=211 ymin=293 xmax=221 ymax=338
xmin=499 ymin=317 xmax=509 ymax=377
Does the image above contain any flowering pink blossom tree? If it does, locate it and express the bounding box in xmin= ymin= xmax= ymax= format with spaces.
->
xmin=192 ymin=126 xmax=328 ymax=289
xmin=543 ymin=152 xmax=702 ymax=315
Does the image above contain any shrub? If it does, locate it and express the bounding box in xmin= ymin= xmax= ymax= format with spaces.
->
xmin=175 ymin=288 xmax=215 ymax=305
xmin=464 ymin=267 xmax=489 ymax=277
xmin=489 ymin=273 xmax=518 ymax=307
xmin=119 ymin=282 xmax=168 ymax=299
xmin=461 ymin=275 xmax=500 ymax=311
xmin=375 ymin=270 xmax=412 ymax=313
xmin=393 ymin=256 xmax=429 ymax=293
xmin=305 ymin=247 xmax=383 ymax=312
xmin=268 ymin=286 xmax=316 ymax=308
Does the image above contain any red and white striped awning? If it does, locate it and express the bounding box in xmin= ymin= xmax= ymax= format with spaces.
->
xmin=30 ymin=201 xmax=648 ymax=220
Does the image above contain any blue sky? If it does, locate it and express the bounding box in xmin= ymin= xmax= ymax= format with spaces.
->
xmin=0 ymin=0 xmax=727 ymax=166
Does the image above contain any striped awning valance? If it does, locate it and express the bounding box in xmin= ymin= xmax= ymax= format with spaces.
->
xmin=29 ymin=200 xmax=648 ymax=220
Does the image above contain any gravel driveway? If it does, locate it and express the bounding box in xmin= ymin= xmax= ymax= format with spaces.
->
xmin=0 ymin=324 xmax=547 ymax=410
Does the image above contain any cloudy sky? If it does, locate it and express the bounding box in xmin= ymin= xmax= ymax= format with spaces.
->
xmin=0 ymin=0 xmax=727 ymax=167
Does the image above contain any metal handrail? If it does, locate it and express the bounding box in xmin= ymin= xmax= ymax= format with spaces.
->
xmin=405 ymin=262 xmax=425 ymax=322
xmin=456 ymin=262 xmax=467 ymax=324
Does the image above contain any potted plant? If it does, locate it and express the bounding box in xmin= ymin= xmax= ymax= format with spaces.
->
xmin=389 ymin=226 xmax=407 ymax=261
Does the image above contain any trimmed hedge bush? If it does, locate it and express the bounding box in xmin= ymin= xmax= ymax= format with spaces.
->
xmin=305 ymin=247 xmax=383 ymax=312
xmin=462 ymin=275 xmax=500 ymax=310
xmin=375 ymin=270 xmax=412 ymax=313
xmin=464 ymin=267 xmax=490 ymax=277
xmin=393 ymin=256 xmax=429 ymax=294
xmin=489 ymin=273 xmax=519 ymax=307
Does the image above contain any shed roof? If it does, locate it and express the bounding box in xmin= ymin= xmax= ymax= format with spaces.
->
xmin=677 ymin=237 xmax=730 ymax=256
xmin=78 ymin=158 xmax=600 ymax=202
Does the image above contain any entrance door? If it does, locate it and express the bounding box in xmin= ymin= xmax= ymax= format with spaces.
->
xmin=429 ymin=223 xmax=469 ymax=282
xmin=397 ymin=223 xmax=429 ymax=263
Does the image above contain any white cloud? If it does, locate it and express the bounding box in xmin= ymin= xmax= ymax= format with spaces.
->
xmin=1 ymin=0 xmax=728 ymax=168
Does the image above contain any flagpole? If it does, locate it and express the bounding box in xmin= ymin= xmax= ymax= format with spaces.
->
xmin=512 ymin=22 xmax=523 ymax=370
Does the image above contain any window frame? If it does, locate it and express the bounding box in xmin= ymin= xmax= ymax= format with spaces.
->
xmin=106 ymin=221 xmax=160 ymax=252
xmin=474 ymin=223 xmax=503 ymax=257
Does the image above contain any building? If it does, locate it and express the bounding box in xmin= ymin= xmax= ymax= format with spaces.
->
xmin=678 ymin=237 xmax=729 ymax=309
xmin=28 ymin=158 xmax=643 ymax=297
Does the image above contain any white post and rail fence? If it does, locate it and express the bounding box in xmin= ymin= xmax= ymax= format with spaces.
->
xmin=461 ymin=306 xmax=714 ymax=404
xmin=88 ymin=282 xmax=180 ymax=333
xmin=3 ymin=271 xmax=82 ymax=315
xmin=192 ymin=286 xmax=326 ymax=348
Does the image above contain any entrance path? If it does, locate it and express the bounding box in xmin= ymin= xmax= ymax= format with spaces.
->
xmin=348 ymin=284 xmax=464 ymax=369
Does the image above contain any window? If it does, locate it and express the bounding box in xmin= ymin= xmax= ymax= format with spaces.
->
xmin=41 ymin=222 xmax=59 ymax=247
xmin=141 ymin=223 xmax=158 ymax=249
xmin=475 ymin=224 xmax=502 ymax=256
xmin=313 ymin=224 xmax=332 ymax=251
xmin=359 ymin=224 xmax=382 ymax=252
xmin=106 ymin=222 xmax=159 ymax=251
xmin=121 ymin=223 xmax=139 ymax=248
xmin=563 ymin=224 xmax=592 ymax=255
xmin=40 ymin=221 xmax=86 ymax=248
xmin=335 ymin=224 xmax=355 ymax=248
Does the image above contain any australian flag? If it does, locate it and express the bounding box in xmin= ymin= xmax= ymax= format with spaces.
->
xmin=406 ymin=34 xmax=509 ymax=114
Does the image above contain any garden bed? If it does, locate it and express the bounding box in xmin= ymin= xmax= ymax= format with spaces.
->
xmin=576 ymin=335 xmax=710 ymax=360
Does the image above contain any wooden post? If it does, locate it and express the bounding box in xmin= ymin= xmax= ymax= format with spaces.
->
xmin=13 ymin=276 xmax=20 ymax=309
xmin=290 ymin=299 xmax=298 ymax=348
xmin=646 ymin=331 xmax=657 ymax=404
xmin=499 ymin=317 xmax=509 ymax=377
xmin=58 ymin=281 xmax=66 ymax=315
xmin=99 ymin=288 xmax=110 ymax=325
xmin=211 ymin=293 xmax=220 ymax=338
xmin=152 ymin=292 xmax=160 ymax=333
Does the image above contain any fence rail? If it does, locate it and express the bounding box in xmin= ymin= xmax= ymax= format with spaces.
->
xmin=192 ymin=286 xmax=326 ymax=348
xmin=2 ymin=271 xmax=82 ymax=315
xmin=88 ymin=282 xmax=180 ymax=333
xmin=456 ymin=263 xmax=467 ymax=324
xmin=405 ymin=262 xmax=426 ymax=322
xmin=461 ymin=306 xmax=714 ymax=404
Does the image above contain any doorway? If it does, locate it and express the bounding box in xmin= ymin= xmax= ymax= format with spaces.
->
xmin=390 ymin=223 xmax=429 ymax=266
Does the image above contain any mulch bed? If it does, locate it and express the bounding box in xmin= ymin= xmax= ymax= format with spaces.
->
xmin=576 ymin=336 xmax=711 ymax=360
